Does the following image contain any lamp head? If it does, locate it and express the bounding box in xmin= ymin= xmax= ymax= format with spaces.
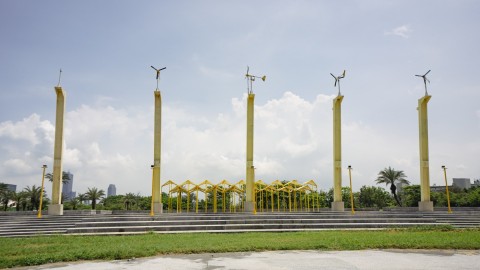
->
xmin=42 ymin=165 xmax=47 ymax=168
xmin=261 ymin=75 xmax=266 ymax=81
xmin=151 ymin=165 xmax=154 ymax=169
xmin=441 ymin=165 xmax=446 ymax=169
xmin=347 ymin=165 xmax=352 ymax=169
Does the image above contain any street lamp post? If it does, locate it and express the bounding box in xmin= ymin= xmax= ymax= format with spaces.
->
xmin=347 ymin=165 xmax=355 ymax=215
xmin=150 ymin=165 xmax=155 ymax=216
xmin=441 ymin=165 xmax=453 ymax=213
xmin=37 ymin=165 xmax=47 ymax=218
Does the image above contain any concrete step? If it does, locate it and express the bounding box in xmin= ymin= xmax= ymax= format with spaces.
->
xmin=67 ymin=222 xmax=442 ymax=234
xmin=71 ymin=218 xmax=435 ymax=228
xmin=0 ymin=211 xmax=478 ymax=237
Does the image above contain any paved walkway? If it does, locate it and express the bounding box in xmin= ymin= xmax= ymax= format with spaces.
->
xmin=21 ymin=250 xmax=480 ymax=270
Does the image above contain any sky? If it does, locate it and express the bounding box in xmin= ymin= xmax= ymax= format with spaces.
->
xmin=1 ymin=1 xmax=479 ymax=197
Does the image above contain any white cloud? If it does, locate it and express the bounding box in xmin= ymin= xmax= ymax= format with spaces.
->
xmin=3 ymin=159 xmax=32 ymax=175
xmin=1 ymin=91 xmax=478 ymax=195
xmin=385 ymin=25 xmax=412 ymax=38
xmin=0 ymin=114 xmax=54 ymax=145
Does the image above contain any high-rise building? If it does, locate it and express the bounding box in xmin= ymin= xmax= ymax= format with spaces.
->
xmin=5 ymin=184 xmax=16 ymax=192
xmin=107 ymin=184 xmax=116 ymax=197
xmin=62 ymin=172 xmax=76 ymax=200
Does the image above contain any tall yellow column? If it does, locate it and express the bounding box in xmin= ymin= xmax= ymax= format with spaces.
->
xmin=245 ymin=93 xmax=255 ymax=212
xmin=48 ymin=87 xmax=65 ymax=215
xmin=418 ymin=95 xmax=433 ymax=211
xmin=332 ymin=95 xmax=345 ymax=211
xmin=152 ymin=90 xmax=163 ymax=214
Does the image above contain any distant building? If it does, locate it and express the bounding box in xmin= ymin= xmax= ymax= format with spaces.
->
xmin=62 ymin=172 xmax=76 ymax=200
xmin=452 ymin=178 xmax=471 ymax=190
xmin=430 ymin=184 xmax=447 ymax=192
xmin=5 ymin=184 xmax=16 ymax=192
xmin=473 ymin=179 xmax=480 ymax=188
xmin=107 ymin=184 xmax=116 ymax=197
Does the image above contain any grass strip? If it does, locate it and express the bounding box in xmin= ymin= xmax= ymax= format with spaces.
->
xmin=0 ymin=227 xmax=479 ymax=269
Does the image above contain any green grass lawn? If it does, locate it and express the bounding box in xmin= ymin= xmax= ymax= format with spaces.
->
xmin=0 ymin=227 xmax=479 ymax=269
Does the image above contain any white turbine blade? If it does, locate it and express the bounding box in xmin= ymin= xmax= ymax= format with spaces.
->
xmin=330 ymin=73 xmax=336 ymax=79
xmin=425 ymin=70 xmax=431 ymax=75
xmin=151 ymin=66 xmax=157 ymax=71
xmin=415 ymin=75 xmax=422 ymax=77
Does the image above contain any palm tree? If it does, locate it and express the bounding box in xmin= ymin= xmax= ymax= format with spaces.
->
xmin=123 ymin=193 xmax=138 ymax=210
xmin=85 ymin=187 xmax=105 ymax=210
xmin=45 ymin=171 xmax=70 ymax=185
xmin=68 ymin=197 xmax=81 ymax=210
xmin=77 ymin=193 xmax=88 ymax=205
xmin=23 ymin=185 xmax=43 ymax=210
xmin=12 ymin=191 xmax=28 ymax=211
xmin=375 ymin=166 xmax=410 ymax=206
xmin=0 ymin=189 xmax=13 ymax=211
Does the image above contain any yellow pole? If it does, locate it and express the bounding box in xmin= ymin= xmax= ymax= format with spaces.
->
xmin=271 ymin=190 xmax=274 ymax=213
xmin=49 ymin=87 xmax=66 ymax=215
xmin=348 ymin=165 xmax=355 ymax=215
xmin=277 ymin=191 xmax=280 ymax=212
xmin=196 ymin=189 xmax=199 ymax=213
xmin=150 ymin=165 xmax=154 ymax=216
xmin=37 ymin=165 xmax=47 ymax=218
xmin=332 ymin=95 xmax=345 ymax=211
xmin=442 ymin=166 xmax=453 ymax=213
xmin=205 ymin=191 xmax=208 ymax=213
xmin=246 ymin=94 xmax=255 ymax=213
xmin=288 ymin=191 xmax=291 ymax=212
xmin=152 ymin=91 xmax=163 ymax=214
xmin=222 ymin=191 xmax=226 ymax=213
xmin=418 ymin=95 xmax=433 ymax=211
xmin=214 ymin=187 xmax=217 ymax=213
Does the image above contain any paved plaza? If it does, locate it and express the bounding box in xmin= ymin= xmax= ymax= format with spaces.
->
xmin=18 ymin=249 xmax=480 ymax=270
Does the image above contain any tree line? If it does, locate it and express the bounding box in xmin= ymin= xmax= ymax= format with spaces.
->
xmin=1 ymin=167 xmax=479 ymax=211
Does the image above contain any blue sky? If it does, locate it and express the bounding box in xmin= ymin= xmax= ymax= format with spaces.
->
xmin=1 ymin=1 xmax=479 ymax=196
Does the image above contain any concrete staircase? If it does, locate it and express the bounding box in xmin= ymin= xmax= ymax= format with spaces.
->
xmin=0 ymin=211 xmax=479 ymax=237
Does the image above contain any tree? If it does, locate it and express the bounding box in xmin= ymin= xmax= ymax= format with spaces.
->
xmin=23 ymin=185 xmax=45 ymax=210
xmin=85 ymin=187 xmax=105 ymax=210
xmin=0 ymin=190 xmax=13 ymax=211
xmin=11 ymin=191 xmax=28 ymax=211
xmin=358 ymin=185 xmax=394 ymax=209
xmin=326 ymin=187 xmax=357 ymax=208
xmin=77 ymin=193 xmax=88 ymax=204
xmin=45 ymin=171 xmax=70 ymax=185
xmin=401 ymin=185 xmax=420 ymax=207
xmin=123 ymin=193 xmax=139 ymax=210
xmin=375 ymin=167 xmax=410 ymax=206
xmin=66 ymin=197 xmax=81 ymax=210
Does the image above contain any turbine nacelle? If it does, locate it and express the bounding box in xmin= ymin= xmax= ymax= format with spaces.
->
xmin=415 ymin=69 xmax=431 ymax=96
xmin=245 ymin=66 xmax=266 ymax=94
xmin=330 ymin=70 xmax=346 ymax=95
xmin=151 ymin=66 xmax=166 ymax=90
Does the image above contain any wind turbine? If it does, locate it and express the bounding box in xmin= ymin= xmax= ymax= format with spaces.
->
xmin=330 ymin=70 xmax=346 ymax=96
xmin=245 ymin=66 xmax=266 ymax=94
xmin=57 ymin=69 xmax=62 ymax=87
xmin=151 ymin=66 xmax=166 ymax=90
xmin=415 ymin=70 xmax=431 ymax=96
